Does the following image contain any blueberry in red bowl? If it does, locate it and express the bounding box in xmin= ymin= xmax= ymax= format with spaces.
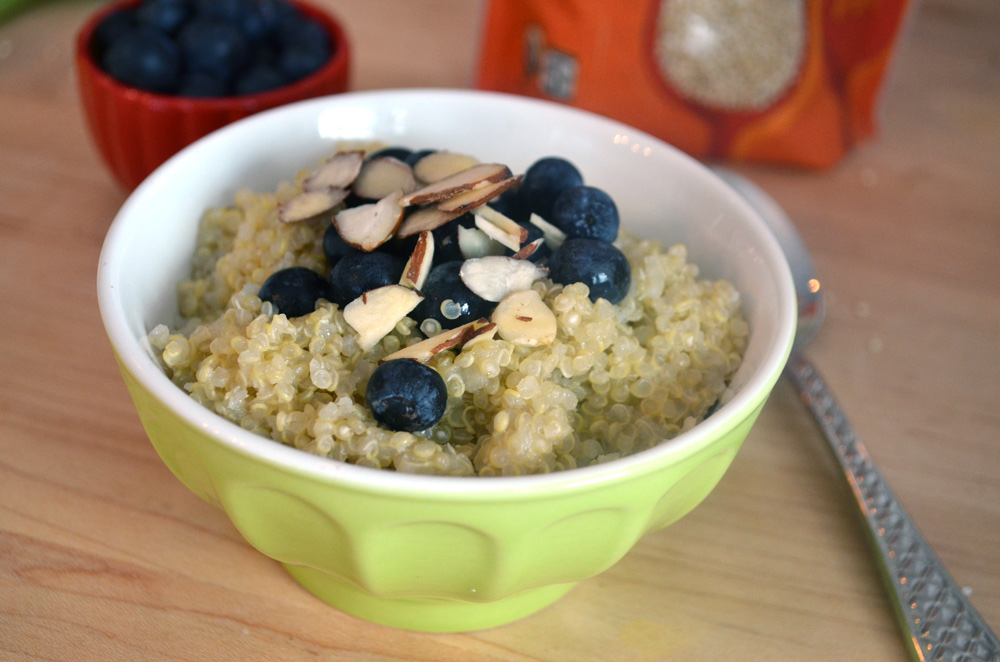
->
xmin=75 ymin=0 xmax=350 ymax=189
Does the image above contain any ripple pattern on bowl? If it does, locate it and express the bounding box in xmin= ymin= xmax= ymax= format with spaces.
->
xmin=220 ymin=483 xmax=359 ymax=576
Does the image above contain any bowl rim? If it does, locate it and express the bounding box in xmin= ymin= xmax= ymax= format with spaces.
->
xmin=75 ymin=0 xmax=351 ymax=108
xmin=98 ymin=88 xmax=796 ymax=497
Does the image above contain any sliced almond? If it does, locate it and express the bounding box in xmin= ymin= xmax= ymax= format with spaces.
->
xmin=400 ymin=231 xmax=435 ymax=290
xmin=343 ymin=284 xmax=424 ymax=352
xmin=529 ymin=212 xmax=567 ymax=250
xmin=491 ymin=289 xmax=557 ymax=347
xmin=476 ymin=204 xmax=530 ymax=242
xmin=278 ymin=189 xmax=349 ymax=223
xmin=457 ymin=225 xmax=505 ymax=259
xmin=400 ymin=163 xmax=511 ymax=207
xmin=333 ymin=191 xmax=404 ymax=251
xmin=303 ymin=150 xmax=364 ymax=192
xmin=380 ymin=318 xmax=489 ymax=363
xmin=473 ymin=207 xmax=529 ymax=252
xmin=396 ymin=205 xmax=463 ymax=239
xmin=412 ymin=151 xmax=480 ymax=184
xmin=512 ymin=237 xmax=545 ymax=260
xmin=437 ymin=176 xmax=521 ymax=214
xmin=460 ymin=321 xmax=498 ymax=349
xmin=353 ymin=156 xmax=418 ymax=200
xmin=460 ymin=256 xmax=548 ymax=302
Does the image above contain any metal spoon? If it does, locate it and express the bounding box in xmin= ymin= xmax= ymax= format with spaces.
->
xmin=714 ymin=168 xmax=1000 ymax=662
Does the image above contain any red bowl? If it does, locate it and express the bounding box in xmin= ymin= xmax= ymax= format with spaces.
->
xmin=76 ymin=0 xmax=351 ymax=190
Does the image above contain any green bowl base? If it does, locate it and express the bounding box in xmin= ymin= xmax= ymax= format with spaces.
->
xmin=283 ymin=563 xmax=576 ymax=633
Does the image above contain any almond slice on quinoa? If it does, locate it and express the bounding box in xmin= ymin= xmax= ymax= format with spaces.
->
xmin=333 ymin=191 xmax=404 ymax=251
xmin=303 ymin=150 xmax=364 ymax=192
xmin=400 ymin=231 xmax=435 ymax=290
xmin=436 ymin=176 xmax=520 ymax=214
xmin=412 ymin=151 xmax=480 ymax=184
xmin=344 ymin=284 xmax=424 ymax=351
xmin=380 ymin=318 xmax=491 ymax=363
xmin=353 ymin=156 xmax=418 ymax=200
xmin=491 ymin=289 xmax=557 ymax=347
xmin=278 ymin=188 xmax=350 ymax=223
xmin=400 ymin=163 xmax=511 ymax=207
xmin=460 ymin=321 xmax=498 ymax=349
xmin=460 ymin=256 xmax=548 ymax=302
xmin=396 ymin=204 xmax=464 ymax=239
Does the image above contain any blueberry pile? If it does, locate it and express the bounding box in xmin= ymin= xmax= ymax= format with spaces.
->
xmin=91 ymin=0 xmax=333 ymax=97
xmin=256 ymin=151 xmax=631 ymax=432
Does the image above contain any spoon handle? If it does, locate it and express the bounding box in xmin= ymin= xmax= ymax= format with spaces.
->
xmin=784 ymin=352 xmax=1000 ymax=662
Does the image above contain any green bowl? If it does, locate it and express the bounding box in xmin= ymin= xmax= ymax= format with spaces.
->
xmin=98 ymin=89 xmax=796 ymax=632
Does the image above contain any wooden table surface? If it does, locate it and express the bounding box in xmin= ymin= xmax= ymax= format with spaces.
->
xmin=2 ymin=1 xmax=998 ymax=660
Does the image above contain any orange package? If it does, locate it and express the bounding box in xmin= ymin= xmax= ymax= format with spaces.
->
xmin=475 ymin=0 xmax=913 ymax=169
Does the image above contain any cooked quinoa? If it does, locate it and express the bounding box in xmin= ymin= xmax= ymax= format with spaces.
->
xmin=149 ymin=158 xmax=749 ymax=477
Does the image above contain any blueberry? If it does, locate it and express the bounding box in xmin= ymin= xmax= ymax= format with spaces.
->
xmin=234 ymin=63 xmax=286 ymax=94
xmin=239 ymin=0 xmax=287 ymax=42
xmin=519 ymin=157 xmax=583 ymax=220
xmin=548 ymin=238 xmax=631 ymax=304
xmin=510 ymin=221 xmax=551 ymax=263
xmin=92 ymin=9 xmax=137 ymax=57
xmin=101 ymin=26 xmax=181 ymax=93
xmin=367 ymin=146 xmax=412 ymax=162
xmin=404 ymin=148 xmax=436 ymax=167
xmin=275 ymin=13 xmax=330 ymax=80
xmin=278 ymin=41 xmax=330 ymax=81
xmin=412 ymin=261 xmax=493 ymax=330
xmin=177 ymin=18 xmax=249 ymax=82
xmin=431 ymin=213 xmax=476 ymax=264
xmin=366 ymin=359 xmax=447 ymax=432
xmin=322 ymin=223 xmax=353 ymax=268
xmin=258 ymin=266 xmax=332 ymax=317
xmin=178 ymin=71 xmax=228 ymax=97
xmin=549 ymin=185 xmax=619 ymax=242
xmin=490 ymin=185 xmax=530 ymax=223
xmin=192 ymin=0 xmax=247 ymax=23
xmin=136 ymin=0 xmax=191 ymax=35
xmin=328 ymin=251 xmax=405 ymax=307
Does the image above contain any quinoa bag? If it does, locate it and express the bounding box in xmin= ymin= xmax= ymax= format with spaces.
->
xmin=475 ymin=0 xmax=913 ymax=169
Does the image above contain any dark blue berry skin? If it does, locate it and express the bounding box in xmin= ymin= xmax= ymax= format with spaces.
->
xmin=519 ymin=157 xmax=584 ymax=220
xmin=136 ymin=0 xmax=191 ymax=35
xmin=234 ymin=63 xmax=286 ymax=94
xmin=192 ymin=0 xmax=246 ymax=23
xmin=93 ymin=9 xmax=137 ymax=56
xmin=366 ymin=359 xmax=447 ymax=432
xmin=432 ymin=213 xmax=476 ymax=264
xmin=177 ymin=18 xmax=249 ymax=81
xmin=178 ymin=71 xmax=228 ymax=97
xmin=101 ymin=26 xmax=181 ymax=93
xmin=489 ymin=185 xmax=531 ymax=224
xmin=548 ymin=238 xmax=631 ymax=304
xmin=367 ymin=146 xmax=412 ymax=162
xmin=322 ymin=223 xmax=353 ymax=268
xmin=412 ymin=261 xmax=493 ymax=330
xmin=549 ymin=185 xmax=619 ymax=242
xmin=328 ymin=251 xmax=405 ymax=307
xmin=275 ymin=13 xmax=330 ymax=79
xmin=509 ymin=221 xmax=551 ymax=263
xmin=259 ymin=266 xmax=333 ymax=317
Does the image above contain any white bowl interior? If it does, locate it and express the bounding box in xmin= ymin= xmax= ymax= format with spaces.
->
xmin=98 ymin=89 xmax=795 ymax=491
